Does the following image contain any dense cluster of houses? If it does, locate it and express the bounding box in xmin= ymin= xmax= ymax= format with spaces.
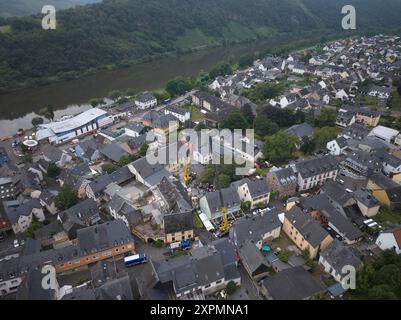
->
xmin=1 ymin=34 xmax=401 ymax=300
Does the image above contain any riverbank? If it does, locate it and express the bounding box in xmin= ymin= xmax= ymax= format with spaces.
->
xmin=0 ymin=30 xmax=359 ymax=136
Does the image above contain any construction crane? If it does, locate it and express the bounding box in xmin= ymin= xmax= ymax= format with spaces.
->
xmin=215 ymin=166 xmax=231 ymax=236
xmin=219 ymin=207 xmax=231 ymax=236
xmin=183 ymin=158 xmax=190 ymax=185
xmin=183 ymin=141 xmax=191 ymax=186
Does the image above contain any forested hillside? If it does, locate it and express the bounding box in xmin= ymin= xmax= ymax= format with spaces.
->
xmin=0 ymin=0 xmax=400 ymax=92
xmin=0 ymin=0 xmax=101 ymax=18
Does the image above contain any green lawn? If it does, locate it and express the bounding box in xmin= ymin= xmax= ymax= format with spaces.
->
xmin=193 ymin=212 xmax=204 ymax=230
xmin=389 ymin=90 xmax=401 ymax=110
xmin=174 ymin=28 xmax=217 ymax=49
xmin=0 ymin=25 xmax=11 ymax=34
xmin=221 ymin=21 xmax=256 ymax=42
xmin=373 ymin=207 xmax=401 ymax=226
xmin=182 ymin=103 xmax=204 ymax=121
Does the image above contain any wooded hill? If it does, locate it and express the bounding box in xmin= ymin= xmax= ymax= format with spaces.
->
xmin=0 ymin=0 xmax=400 ymax=92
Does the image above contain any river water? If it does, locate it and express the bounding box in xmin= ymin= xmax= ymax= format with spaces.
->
xmin=0 ymin=41 xmax=275 ymax=136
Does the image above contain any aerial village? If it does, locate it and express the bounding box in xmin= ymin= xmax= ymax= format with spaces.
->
xmin=1 ymin=34 xmax=401 ymax=300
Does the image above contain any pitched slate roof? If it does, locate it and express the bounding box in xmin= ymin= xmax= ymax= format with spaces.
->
xmin=321 ymin=180 xmax=355 ymax=207
xmin=262 ymin=266 xmax=326 ymax=300
xmin=165 ymin=105 xmax=188 ymax=116
xmin=285 ymin=206 xmax=330 ymax=247
xmin=109 ymin=166 xmax=135 ymax=185
xmin=163 ymin=211 xmax=194 ymax=234
xmin=385 ymin=186 xmax=401 ymax=204
xmin=286 ymin=123 xmax=314 ymax=139
xmin=301 ymin=194 xmax=363 ymax=242
xmin=153 ymin=114 xmax=178 ymax=129
xmin=59 ymin=198 xmax=100 ymax=228
xmin=77 ymin=219 xmax=133 ymax=255
xmin=125 ymin=122 xmax=145 ymax=134
xmin=273 ymin=167 xmax=297 ymax=187
xmin=136 ymin=91 xmax=156 ymax=103
xmin=88 ymin=174 xmax=113 ymax=197
xmin=4 ymin=198 xmax=42 ymax=225
xmin=295 ymin=155 xmax=338 ymax=179
xmin=238 ymin=239 xmax=269 ymax=274
xmin=343 ymin=123 xmax=370 ymax=140
xmin=99 ymin=143 xmax=128 ymax=162
xmin=204 ymin=186 xmax=241 ymax=215
xmin=156 ymin=177 xmax=192 ymax=214
xmin=126 ymin=134 xmax=147 ymax=150
xmin=369 ymin=173 xmax=398 ymax=189
xmin=353 ymin=189 xmax=379 ymax=208
xmin=233 ymin=210 xmax=281 ymax=245
xmin=320 ymin=239 xmax=362 ymax=275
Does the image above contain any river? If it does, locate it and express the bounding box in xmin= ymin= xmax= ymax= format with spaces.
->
xmin=0 ymin=39 xmax=292 ymax=136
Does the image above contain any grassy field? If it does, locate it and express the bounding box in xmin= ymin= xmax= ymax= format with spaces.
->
xmin=221 ymin=21 xmax=256 ymax=42
xmin=0 ymin=25 xmax=10 ymax=33
xmin=174 ymin=28 xmax=217 ymax=49
xmin=193 ymin=212 xmax=204 ymax=230
xmin=373 ymin=207 xmax=401 ymax=226
xmin=182 ymin=103 xmax=204 ymax=121
xmin=389 ymin=89 xmax=401 ymax=110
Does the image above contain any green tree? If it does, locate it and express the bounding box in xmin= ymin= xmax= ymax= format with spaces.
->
xmin=256 ymin=201 xmax=267 ymax=209
xmin=199 ymin=165 xmax=216 ymax=184
xmin=314 ymin=108 xmax=336 ymax=127
xmin=102 ymin=163 xmax=118 ymax=174
xmin=89 ymin=98 xmax=105 ymax=107
xmin=220 ymin=112 xmax=249 ymax=130
xmin=225 ymin=281 xmax=238 ymax=296
xmin=241 ymin=104 xmax=255 ymax=125
xmin=38 ymin=106 xmax=54 ymax=121
xmin=55 ymin=185 xmax=79 ymax=210
xmin=368 ymin=284 xmax=397 ymax=300
xmin=254 ymin=114 xmax=279 ymax=137
xmin=238 ymin=54 xmax=255 ymax=68
xmin=166 ymin=77 xmax=191 ymax=97
xmin=263 ymin=130 xmax=298 ymax=165
xmin=209 ymin=62 xmax=233 ymax=79
xmin=356 ymin=258 xmax=375 ymax=293
xmin=138 ymin=144 xmax=149 ymax=157
xmin=278 ymin=250 xmax=289 ymax=263
xmin=245 ymin=82 xmax=282 ymax=104
xmin=241 ymin=201 xmax=251 ymax=212
xmin=125 ymin=88 xmax=136 ymax=97
xmin=108 ymin=90 xmax=122 ymax=100
xmin=300 ymin=136 xmax=316 ymax=154
xmin=375 ymin=264 xmax=401 ymax=292
xmin=153 ymin=90 xmax=170 ymax=102
xmin=22 ymin=154 xmax=33 ymax=163
xmin=25 ymin=216 xmax=44 ymax=238
xmin=47 ymin=163 xmax=61 ymax=178
xmin=218 ymin=173 xmax=231 ymax=188
xmin=31 ymin=117 xmax=44 ymax=127
xmin=313 ymin=127 xmax=337 ymax=148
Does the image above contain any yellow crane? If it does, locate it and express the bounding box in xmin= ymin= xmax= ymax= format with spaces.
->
xmin=183 ymin=158 xmax=190 ymax=185
xmin=219 ymin=207 xmax=231 ymax=236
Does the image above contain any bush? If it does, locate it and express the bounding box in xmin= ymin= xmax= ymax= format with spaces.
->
xmin=47 ymin=163 xmax=61 ymax=178
xmin=55 ymin=184 xmax=79 ymax=210
xmin=153 ymin=239 xmax=164 ymax=248
xmin=31 ymin=117 xmax=44 ymax=127
xmin=225 ymin=281 xmax=238 ymax=296
xmin=278 ymin=250 xmax=289 ymax=263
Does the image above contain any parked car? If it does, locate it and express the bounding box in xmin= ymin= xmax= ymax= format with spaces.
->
xmin=13 ymin=239 xmax=20 ymax=248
